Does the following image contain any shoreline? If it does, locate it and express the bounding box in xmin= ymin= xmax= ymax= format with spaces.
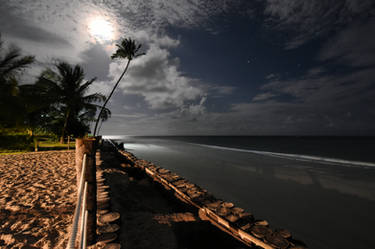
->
xmin=105 ymin=140 xmax=307 ymax=249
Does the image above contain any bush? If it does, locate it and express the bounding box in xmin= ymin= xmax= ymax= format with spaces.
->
xmin=0 ymin=134 xmax=34 ymax=152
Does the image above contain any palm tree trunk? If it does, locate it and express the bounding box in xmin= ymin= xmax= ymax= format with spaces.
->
xmin=93 ymin=59 xmax=131 ymax=136
xmin=60 ymin=108 xmax=70 ymax=144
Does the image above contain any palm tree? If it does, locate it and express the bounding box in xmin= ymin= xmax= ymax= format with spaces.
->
xmin=93 ymin=37 xmax=144 ymax=136
xmin=36 ymin=62 xmax=111 ymax=143
xmin=0 ymin=34 xmax=34 ymax=127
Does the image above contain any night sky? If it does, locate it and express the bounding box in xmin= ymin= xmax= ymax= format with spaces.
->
xmin=1 ymin=0 xmax=375 ymax=135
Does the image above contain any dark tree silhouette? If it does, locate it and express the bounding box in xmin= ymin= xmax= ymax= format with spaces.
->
xmin=36 ymin=62 xmax=110 ymax=142
xmin=0 ymin=34 xmax=34 ymax=127
xmin=93 ymin=37 xmax=144 ymax=136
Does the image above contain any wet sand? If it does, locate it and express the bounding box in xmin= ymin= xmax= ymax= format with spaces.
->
xmin=0 ymin=151 xmax=76 ymax=249
xmin=97 ymin=148 xmax=250 ymax=249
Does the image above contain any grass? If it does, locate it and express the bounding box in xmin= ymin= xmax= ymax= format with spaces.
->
xmin=38 ymin=140 xmax=75 ymax=150
xmin=0 ymin=131 xmax=75 ymax=154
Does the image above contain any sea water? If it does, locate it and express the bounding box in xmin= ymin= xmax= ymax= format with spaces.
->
xmin=105 ymin=136 xmax=375 ymax=249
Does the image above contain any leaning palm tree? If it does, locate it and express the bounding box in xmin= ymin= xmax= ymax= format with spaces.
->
xmin=0 ymin=34 xmax=34 ymax=126
xmin=36 ymin=62 xmax=111 ymax=143
xmin=93 ymin=37 xmax=144 ymax=136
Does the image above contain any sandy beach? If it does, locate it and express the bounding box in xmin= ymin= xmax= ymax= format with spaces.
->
xmin=0 ymin=151 xmax=76 ymax=249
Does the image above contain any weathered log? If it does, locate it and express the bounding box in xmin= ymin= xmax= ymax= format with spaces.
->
xmin=75 ymin=138 xmax=97 ymax=245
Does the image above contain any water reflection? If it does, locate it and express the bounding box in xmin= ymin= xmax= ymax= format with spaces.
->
xmin=122 ymin=139 xmax=375 ymax=249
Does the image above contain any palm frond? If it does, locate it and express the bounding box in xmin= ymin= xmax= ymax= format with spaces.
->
xmin=111 ymin=37 xmax=145 ymax=61
xmin=78 ymin=77 xmax=96 ymax=94
xmin=83 ymin=93 xmax=106 ymax=103
xmin=0 ymin=46 xmax=34 ymax=77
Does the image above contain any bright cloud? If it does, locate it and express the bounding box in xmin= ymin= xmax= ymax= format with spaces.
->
xmin=108 ymin=41 xmax=204 ymax=110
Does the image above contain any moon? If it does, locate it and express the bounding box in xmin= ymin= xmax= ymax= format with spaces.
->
xmin=88 ymin=17 xmax=114 ymax=41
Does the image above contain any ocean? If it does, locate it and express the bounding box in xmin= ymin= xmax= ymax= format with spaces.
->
xmin=105 ymin=136 xmax=375 ymax=249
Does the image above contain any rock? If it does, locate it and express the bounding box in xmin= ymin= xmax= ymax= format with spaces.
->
xmin=205 ymin=200 xmax=223 ymax=211
xmin=98 ymin=212 xmax=120 ymax=224
xmin=239 ymin=212 xmax=253 ymax=219
xmin=97 ymin=185 xmax=110 ymax=189
xmin=98 ymin=224 xmax=120 ymax=234
xmin=250 ymin=225 xmax=272 ymax=238
xmin=276 ymin=229 xmax=292 ymax=239
xmin=103 ymin=243 xmax=121 ymax=249
xmin=240 ymin=223 xmax=252 ymax=231
xmin=265 ymin=233 xmax=289 ymax=249
xmin=97 ymin=233 xmax=117 ymax=244
xmin=97 ymin=202 xmax=110 ymax=210
xmin=97 ymin=197 xmax=110 ymax=203
xmin=234 ymin=217 xmax=253 ymax=230
xmin=98 ymin=192 xmax=109 ymax=198
xmin=222 ymin=202 xmax=234 ymax=208
xmin=158 ymin=168 xmax=170 ymax=174
xmin=288 ymin=239 xmax=308 ymax=249
xmin=97 ymin=178 xmax=106 ymax=183
xmin=231 ymin=207 xmax=244 ymax=215
xmin=174 ymin=180 xmax=188 ymax=188
xmin=217 ymin=207 xmax=230 ymax=216
xmin=226 ymin=214 xmax=239 ymax=223
xmin=98 ymin=209 xmax=109 ymax=215
xmin=255 ymin=220 xmax=269 ymax=226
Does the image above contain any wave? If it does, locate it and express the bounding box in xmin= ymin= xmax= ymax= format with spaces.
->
xmin=191 ymin=143 xmax=375 ymax=168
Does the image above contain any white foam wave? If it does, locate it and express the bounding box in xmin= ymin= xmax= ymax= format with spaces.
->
xmin=192 ymin=143 xmax=375 ymax=168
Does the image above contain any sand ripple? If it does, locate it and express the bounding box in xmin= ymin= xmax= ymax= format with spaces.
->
xmin=0 ymin=151 xmax=76 ymax=248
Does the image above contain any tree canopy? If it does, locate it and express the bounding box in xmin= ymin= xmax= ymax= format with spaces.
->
xmin=33 ymin=62 xmax=110 ymax=142
xmin=0 ymin=34 xmax=35 ymax=127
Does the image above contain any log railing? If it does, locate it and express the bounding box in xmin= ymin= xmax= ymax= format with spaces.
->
xmin=67 ymin=154 xmax=89 ymax=249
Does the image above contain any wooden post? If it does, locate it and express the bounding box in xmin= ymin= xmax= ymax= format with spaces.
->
xmin=75 ymin=138 xmax=97 ymax=245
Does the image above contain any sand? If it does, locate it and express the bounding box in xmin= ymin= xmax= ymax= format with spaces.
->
xmin=0 ymin=151 xmax=76 ymax=249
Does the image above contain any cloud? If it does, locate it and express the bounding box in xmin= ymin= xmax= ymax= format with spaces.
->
xmin=106 ymin=40 xmax=204 ymax=110
xmin=252 ymin=92 xmax=277 ymax=102
xmin=319 ymin=19 xmax=375 ymax=67
xmin=0 ymin=3 xmax=71 ymax=47
xmin=80 ymin=43 xmax=112 ymax=81
xmin=113 ymin=0 xmax=250 ymax=31
xmin=264 ymin=0 xmax=375 ymax=49
xmin=249 ymin=65 xmax=375 ymax=134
